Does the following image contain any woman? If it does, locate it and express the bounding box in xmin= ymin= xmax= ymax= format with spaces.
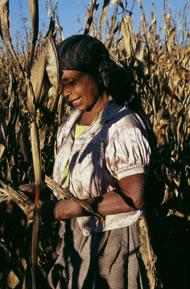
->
xmin=25 ymin=34 xmax=151 ymax=289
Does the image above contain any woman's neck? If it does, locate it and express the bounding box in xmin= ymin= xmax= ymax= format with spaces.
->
xmin=79 ymin=91 xmax=109 ymax=125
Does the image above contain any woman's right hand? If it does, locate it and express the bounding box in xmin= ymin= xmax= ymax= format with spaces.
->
xmin=19 ymin=182 xmax=52 ymax=203
xmin=26 ymin=203 xmax=36 ymax=221
xmin=25 ymin=200 xmax=58 ymax=223
xmin=19 ymin=182 xmax=48 ymax=195
xmin=19 ymin=182 xmax=53 ymax=222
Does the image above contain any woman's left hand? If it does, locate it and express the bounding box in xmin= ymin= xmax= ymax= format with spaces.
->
xmin=25 ymin=200 xmax=59 ymax=223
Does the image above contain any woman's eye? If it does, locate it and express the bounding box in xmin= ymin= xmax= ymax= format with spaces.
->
xmin=64 ymin=79 xmax=75 ymax=86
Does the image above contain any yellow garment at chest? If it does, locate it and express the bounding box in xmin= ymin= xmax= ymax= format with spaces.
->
xmin=60 ymin=124 xmax=88 ymax=191
xmin=60 ymin=110 xmax=103 ymax=197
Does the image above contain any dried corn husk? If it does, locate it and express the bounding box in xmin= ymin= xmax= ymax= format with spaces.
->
xmin=45 ymin=37 xmax=59 ymax=112
xmin=121 ymin=15 xmax=135 ymax=58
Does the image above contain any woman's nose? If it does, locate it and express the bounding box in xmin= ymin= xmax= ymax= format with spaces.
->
xmin=63 ymin=86 xmax=71 ymax=98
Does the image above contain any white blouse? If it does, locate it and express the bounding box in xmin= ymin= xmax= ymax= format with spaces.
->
xmin=53 ymin=101 xmax=151 ymax=236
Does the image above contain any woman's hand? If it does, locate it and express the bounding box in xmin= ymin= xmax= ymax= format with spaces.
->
xmin=25 ymin=200 xmax=59 ymax=223
xmin=19 ymin=182 xmax=53 ymax=222
xmin=19 ymin=182 xmax=49 ymax=193
xmin=26 ymin=203 xmax=36 ymax=221
xmin=19 ymin=182 xmax=51 ymax=200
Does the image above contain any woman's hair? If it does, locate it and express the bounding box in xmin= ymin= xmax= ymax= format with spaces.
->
xmin=57 ymin=34 xmax=137 ymax=107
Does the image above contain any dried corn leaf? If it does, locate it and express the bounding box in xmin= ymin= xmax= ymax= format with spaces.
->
xmin=27 ymin=79 xmax=36 ymax=113
xmin=110 ymin=0 xmax=116 ymax=8
xmin=45 ymin=37 xmax=59 ymax=112
xmin=108 ymin=0 xmax=119 ymax=44
xmin=28 ymin=35 xmax=59 ymax=111
xmin=19 ymin=127 xmax=30 ymax=163
xmin=137 ymin=0 xmax=143 ymax=9
xmin=167 ymin=28 xmax=176 ymax=53
xmin=0 ymin=80 xmax=18 ymax=160
xmin=57 ymin=92 xmax=65 ymax=125
xmin=0 ymin=144 xmax=5 ymax=159
xmin=0 ymin=110 xmax=7 ymax=148
xmin=0 ymin=180 xmax=32 ymax=211
xmin=38 ymin=123 xmax=48 ymax=150
xmin=7 ymin=270 xmax=19 ymax=288
xmin=160 ymin=184 xmax=169 ymax=205
xmin=84 ymin=0 xmax=99 ymax=35
xmin=0 ymin=0 xmax=23 ymax=75
xmin=137 ymin=0 xmax=147 ymax=37
xmin=121 ymin=15 xmax=135 ymax=57
xmin=176 ymin=116 xmax=183 ymax=146
xmin=135 ymin=40 xmax=144 ymax=62
xmin=138 ymin=216 xmax=161 ymax=289
xmin=0 ymin=0 xmax=11 ymax=47
xmin=100 ymin=0 xmax=110 ymax=34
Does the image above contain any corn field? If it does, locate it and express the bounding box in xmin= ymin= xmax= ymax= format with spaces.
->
xmin=0 ymin=0 xmax=190 ymax=288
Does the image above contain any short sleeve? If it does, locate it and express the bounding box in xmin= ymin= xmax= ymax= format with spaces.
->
xmin=105 ymin=119 xmax=151 ymax=180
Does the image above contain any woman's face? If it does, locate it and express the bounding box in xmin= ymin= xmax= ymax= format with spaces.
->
xmin=60 ymin=70 xmax=100 ymax=111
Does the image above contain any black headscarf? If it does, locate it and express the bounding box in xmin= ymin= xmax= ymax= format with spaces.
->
xmin=57 ymin=34 xmax=136 ymax=106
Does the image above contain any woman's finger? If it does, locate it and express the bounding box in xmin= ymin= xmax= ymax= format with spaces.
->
xmin=19 ymin=183 xmax=36 ymax=194
xmin=19 ymin=182 xmax=49 ymax=195
xmin=26 ymin=204 xmax=36 ymax=220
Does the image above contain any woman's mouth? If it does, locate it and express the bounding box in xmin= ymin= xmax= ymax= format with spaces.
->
xmin=71 ymin=97 xmax=82 ymax=107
